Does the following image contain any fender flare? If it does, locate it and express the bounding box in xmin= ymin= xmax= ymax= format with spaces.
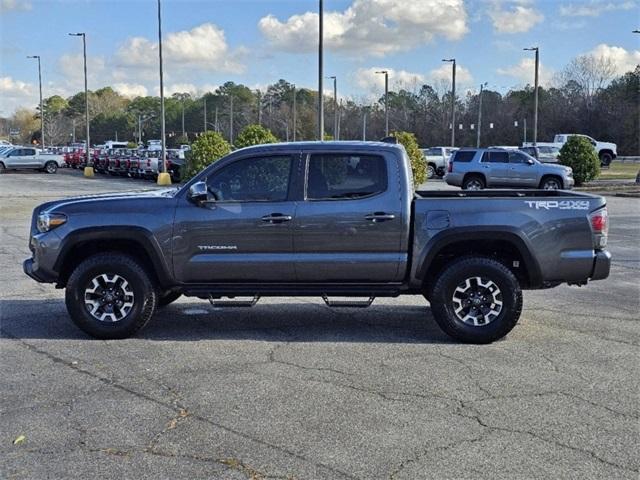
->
xmin=414 ymin=227 xmax=543 ymax=287
xmin=54 ymin=226 xmax=173 ymax=286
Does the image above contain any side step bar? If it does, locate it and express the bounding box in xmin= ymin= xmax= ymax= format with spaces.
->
xmin=322 ymin=295 xmax=375 ymax=308
xmin=208 ymin=295 xmax=260 ymax=308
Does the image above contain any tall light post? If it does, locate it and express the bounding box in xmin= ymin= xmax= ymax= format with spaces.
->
xmin=203 ymin=96 xmax=207 ymax=132
xmin=318 ymin=0 xmax=324 ymax=140
xmin=156 ymin=0 xmax=170 ymax=185
xmin=524 ymin=47 xmax=539 ymax=146
xmin=229 ymin=94 xmax=234 ymax=144
xmin=68 ymin=33 xmax=91 ymax=174
xmin=362 ymin=106 xmax=368 ymax=141
xmin=292 ymin=84 xmax=297 ymax=142
xmin=375 ymin=70 xmax=389 ymax=136
xmin=476 ymin=82 xmax=487 ymax=148
xmin=442 ymin=58 xmax=456 ymax=147
xmin=328 ymin=76 xmax=337 ymax=139
xmin=26 ymin=55 xmax=44 ymax=148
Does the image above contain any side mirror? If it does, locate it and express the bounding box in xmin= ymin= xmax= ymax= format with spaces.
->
xmin=188 ymin=181 xmax=209 ymax=204
xmin=527 ymin=159 xmax=535 ymax=165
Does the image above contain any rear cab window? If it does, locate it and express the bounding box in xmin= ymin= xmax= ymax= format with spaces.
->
xmin=452 ymin=150 xmax=476 ymax=163
xmin=306 ymin=153 xmax=387 ymax=200
xmin=481 ymin=151 xmax=508 ymax=163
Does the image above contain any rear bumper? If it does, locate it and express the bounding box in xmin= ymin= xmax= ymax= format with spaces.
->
xmin=591 ymin=250 xmax=611 ymax=280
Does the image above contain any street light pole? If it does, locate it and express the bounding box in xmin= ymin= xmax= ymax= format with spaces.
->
xmin=375 ymin=70 xmax=389 ymax=136
xmin=442 ymin=58 xmax=456 ymax=147
xmin=27 ymin=56 xmax=44 ymax=148
xmin=524 ymin=47 xmax=539 ymax=146
xmin=476 ymin=82 xmax=487 ymax=148
xmin=328 ymin=76 xmax=337 ymax=139
xmin=203 ymin=97 xmax=207 ymax=132
xmin=362 ymin=107 xmax=367 ymax=141
xmin=318 ymin=0 xmax=324 ymax=140
xmin=229 ymin=94 xmax=234 ymax=144
xmin=156 ymin=0 xmax=170 ymax=184
xmin=68 ymin=33 xmax=91 ymax=173
xmin=292 ymin=84 xmax=297 ymax=142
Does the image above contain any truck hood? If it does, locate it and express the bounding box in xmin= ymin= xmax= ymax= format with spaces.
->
xmin=36 ymin=187 xmax=178 ymax=214
xmin=598 ymin=141 xmax=617 ymax=151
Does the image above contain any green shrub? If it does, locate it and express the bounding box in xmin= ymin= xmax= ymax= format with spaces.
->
xmin=183 ymin=131 xmax=231 ymax=180
xmin=558 ymin=136 xmax=600 ymax=186
xmin=234 ymin=124 xmax=278 ymax=149
xmin=391 ymin=131 xmax=426 ymax=187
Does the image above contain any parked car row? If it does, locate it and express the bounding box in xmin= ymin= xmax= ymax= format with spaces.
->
xmin=61 ymin=147 xmax=185 ymax=182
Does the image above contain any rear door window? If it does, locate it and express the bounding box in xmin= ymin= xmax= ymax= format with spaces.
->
xmin=306 ymin=154 xmax=387 ymax=200
xmin=482 ymin=151 xmax=508 ymax=163
xmin=452 ymin=150 xmax=475 ymax=162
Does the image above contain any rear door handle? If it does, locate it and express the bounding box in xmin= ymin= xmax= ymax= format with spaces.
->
xmin=261 ymin=213 xmax=292 ymax=224
xmin=365 ymin=212 xmax=396 ymax=223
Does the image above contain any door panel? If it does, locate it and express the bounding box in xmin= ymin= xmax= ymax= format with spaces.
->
xmin=293 ymin=152 xmax=405 ymax=282
xmin=172 ymin=201 xmax=296 ymax=282
xmin=172 ymin=154 xmax=298 ymax=283
xmin=508 ymin=151 xmax=538 ymax=187
xmin=481 ymin=151 xmax=509 ymax=186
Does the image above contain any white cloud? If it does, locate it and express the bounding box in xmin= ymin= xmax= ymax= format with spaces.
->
xmin=586 ymin=44 xmax=640 ymax=75
xmin=429 ymin=64 xmax=474 ymax=86
xmin=489 ymin=1 xmax=544 ymax=34
xmin=112 ymin=83 xmax=148 ymax=98
xmin=0 ymin=76 xmax=36 ymax=114
xmin=0 ymin=0 xmax=31 ymax=12
xmin=559 ymin=0 xmax=637 ymax=17
xmin=116 ymin=23 xmax=245 ymax=74
xmin=497 ymin=57 xmax=554 ymax=85
xmin=58 ymin=53 xmax=107 ymax=90
xmin=259 ymin=0 xmax=468 ymax=57
xmin=353 ymin=67 xmax=425 ymax=94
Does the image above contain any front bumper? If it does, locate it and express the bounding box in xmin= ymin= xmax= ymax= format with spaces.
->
xmin=591 ymin=250 xmax=611 ymax=280
xmin=23 ymin=257 xmax=57 ymax=283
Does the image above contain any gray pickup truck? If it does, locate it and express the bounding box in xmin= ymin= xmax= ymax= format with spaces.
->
xmin=23 ymin=141 xmax=611 ymax=343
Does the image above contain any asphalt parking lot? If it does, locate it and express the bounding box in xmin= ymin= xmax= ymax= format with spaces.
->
xmin=1 ymin=169 xmax=638 ymax=479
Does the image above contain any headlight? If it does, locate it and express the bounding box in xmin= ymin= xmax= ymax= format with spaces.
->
xmin=37 ymin=212 xmax=67 ymax=233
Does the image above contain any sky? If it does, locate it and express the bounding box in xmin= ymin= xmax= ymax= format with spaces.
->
xmin=1 ymin=0 xmax=639 ymax=114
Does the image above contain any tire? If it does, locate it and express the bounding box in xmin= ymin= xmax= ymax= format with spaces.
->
xmin=462 ymin=175 xmax=485 ymax=190
xmin=0 ymin=161 xmax=5 ymax=173
xmin=427 ymin=164 xmax=436 ymax=179
xmin=539 ymin=176 xmax=562 ymax=190
xmin=599 ymin=152 xmax=612 ymax=167
xmin=158 ymin=291 xmax=182 ymax=307
xmin=44 ymin=161 xmax=58 ymax=174
xmin=65 ymin=253 xmax=157 ymax=339
xmin=429 ymin=256 xmax=523 ymax=343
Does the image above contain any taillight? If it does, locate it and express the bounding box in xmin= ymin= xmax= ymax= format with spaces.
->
xmin=448 ymin=161 xmax=453 ymax=173
xmin=589 ymin=207 xmax=608 ymax=248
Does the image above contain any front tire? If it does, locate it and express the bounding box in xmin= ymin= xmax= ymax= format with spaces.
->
xmin=599 ymin=152 xmax=612 ymax=167
xmin=427 ymin=164 xmax=436 ymax=179
xmin=0 ymin=161 xmax=5 ymax=173
xmin=429 ymin=257 xmax=523 ymax=343
xmin=65 ymin=253 xmax=157 ymax=339
xmin=539 ymin=176 xmax=562 ymax=190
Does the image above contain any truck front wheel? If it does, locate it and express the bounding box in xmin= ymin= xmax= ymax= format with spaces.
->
xmin=429 ymin=257 xmax=522 ymax=343
xmin=65 ymin=253 xmax=157 ymax=339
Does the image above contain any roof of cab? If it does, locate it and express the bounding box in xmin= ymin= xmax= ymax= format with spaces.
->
xmin=230 ymin=140 xmax=405 ymax=155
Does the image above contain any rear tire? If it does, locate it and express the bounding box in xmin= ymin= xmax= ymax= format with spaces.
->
xmin=65 ymin=253 xmax=157 ymax=339
xmin=0 ymin=161 xmax=5 ymax=173
xmin=44 ymin=161 xmax=58 ymax=174
xmin=462 ymin=175 xmax=485 ymax=190
xmin=427 ymin=164 xmax=436 ymax=179
xmin=429 ymin=256 xmax=523 ymax=343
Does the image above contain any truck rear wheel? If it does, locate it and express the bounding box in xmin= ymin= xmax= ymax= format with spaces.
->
xmin=462 ymin=175 xmax=485 ymax=190
xmin=429 ymin=256 xmax=522 ymax=343
xmin=44 ymin=161 xmax=58 ymax=174
xmin=427 ymin=164 xmax=436 ymax=179
xmin=65 ymin=253 xmax=157 ymax=339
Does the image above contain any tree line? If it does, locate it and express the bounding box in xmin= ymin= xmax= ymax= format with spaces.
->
xmin=2 ymin=61 xmax=638 ymax=155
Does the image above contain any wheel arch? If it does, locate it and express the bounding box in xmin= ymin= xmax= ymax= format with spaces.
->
xmin=462 ymin=172 xmax=486 ymax=186
xmin=414 ymin=228 xmax=543 ymax=292
xmin=539 ymin=174 xmax=563 ymax=189
xmin=55 ymin=226 xmax=173 ymax=288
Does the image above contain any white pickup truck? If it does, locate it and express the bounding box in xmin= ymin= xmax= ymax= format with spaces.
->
xmin=421 ymin=147 xmax=458 ymax=179
xmin=524 ymin=134 xmax=617 ymax=166
xmin=0 ymin=146 xmax=64 ymax=174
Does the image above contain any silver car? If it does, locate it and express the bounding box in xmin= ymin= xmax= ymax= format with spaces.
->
xmin=445 ymin=148 xmax=574 ymax=190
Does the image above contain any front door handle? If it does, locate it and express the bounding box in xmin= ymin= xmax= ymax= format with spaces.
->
xmin=261 ymin=213 xmax=292 ymax=224
xmin=365 ymin=212 xmax=396 ymax=223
